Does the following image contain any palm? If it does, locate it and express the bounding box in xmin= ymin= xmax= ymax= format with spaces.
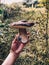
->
xmin=11 ymin=34 xmax=20 ymax=51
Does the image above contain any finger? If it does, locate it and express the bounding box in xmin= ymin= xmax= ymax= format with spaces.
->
xmin=27 ymin=32 xmax=30 ymax=35
xmin=15 ymin=43 xmax=25 ymax=54
xmin=27 ymin=32 xmax=30 ymax=38
xmin=12 ymin=34 xmax=19 ymax=44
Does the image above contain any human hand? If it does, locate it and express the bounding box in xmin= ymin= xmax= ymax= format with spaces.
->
xmin=10 ymin=32 xmax=29 ymax=54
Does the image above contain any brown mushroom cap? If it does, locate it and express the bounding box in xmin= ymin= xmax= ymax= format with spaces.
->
xmin=9 ymin=20 xmax=35 ymax=29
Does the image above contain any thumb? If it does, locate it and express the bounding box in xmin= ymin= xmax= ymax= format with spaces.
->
xmin=27 ymin=32 xmax=30 ymax=38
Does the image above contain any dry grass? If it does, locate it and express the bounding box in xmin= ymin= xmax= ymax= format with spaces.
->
xmin=22 ymin=7 xmax=46 ymax=13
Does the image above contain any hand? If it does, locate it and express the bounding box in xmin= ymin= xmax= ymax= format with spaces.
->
xmin=10 ymin=32 xmax=29 ymax=54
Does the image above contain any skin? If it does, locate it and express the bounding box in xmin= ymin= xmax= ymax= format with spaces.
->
xmin=2 ymin=32 xmax=29 ymax=65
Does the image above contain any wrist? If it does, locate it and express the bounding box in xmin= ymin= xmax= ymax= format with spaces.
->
xmin=10 ymin=50 xmax=19 ymax=57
